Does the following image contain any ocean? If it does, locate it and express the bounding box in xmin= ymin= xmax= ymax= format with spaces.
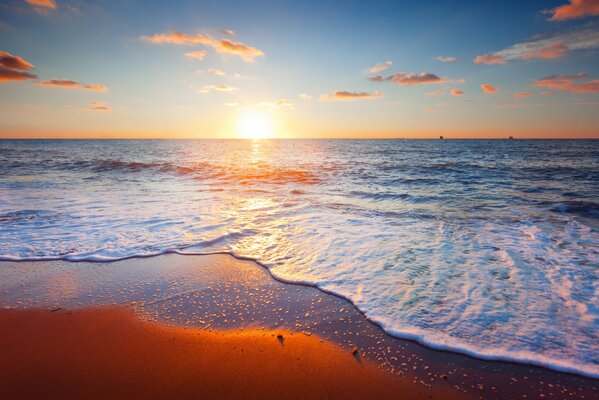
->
xmin=0 ymin=138 xmax=598 ymax=377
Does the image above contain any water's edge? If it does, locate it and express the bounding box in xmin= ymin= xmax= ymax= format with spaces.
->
xmin=2 ymin=248 xmax=597 ymax=380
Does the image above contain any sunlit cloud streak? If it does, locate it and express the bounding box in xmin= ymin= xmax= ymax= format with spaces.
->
xmin=546 ymin=0 xmax=599 ymax=21
xmin=142 ymin=31 xmax=264 ymax=61
xmin=217 ymin=29 xmax=236 ymax=36
xmin=25 ymin=0 xmax=56 ymax=11
xmin=532 ymin=72 xmax=599 ymax=93
xmin=298 ymin=93 xmax=312 ymax=100
xmin=320 ymin=91 xmax=383 ymax=101
xmin=451 ymin=89 xmax=464 ymax=96
xmin=425 ymin=90 xmax=445 ymax=96
xmin=368 ymin=61 xmax=393 ymax=73
xmin=207 ymin=68 xmax=225 ymax=76
xmin=200 ymin=84 xmax=237 ymax=93
xmin=481 ymin=83 xmax=499 ymax=93
xmin=258 ymin=99 xmax=293 ymax=109
xmin=37 ymin=78 xmax=108 ymax=91
xmin=474 ymin=25 xmax=599 ymax=64
xmin=184 ymin=51 xmax=207 ymax=60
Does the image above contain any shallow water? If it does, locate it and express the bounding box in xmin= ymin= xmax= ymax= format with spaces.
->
xmin=1 ymin=139 xmax=598 ymax=377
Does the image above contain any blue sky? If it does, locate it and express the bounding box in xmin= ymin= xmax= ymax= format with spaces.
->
xmin=1 ymin=0 xmax=598 ymax=138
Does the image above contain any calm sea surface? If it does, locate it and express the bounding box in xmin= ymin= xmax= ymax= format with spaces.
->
xmin=1 ymin=139 xmax=598 ymax=377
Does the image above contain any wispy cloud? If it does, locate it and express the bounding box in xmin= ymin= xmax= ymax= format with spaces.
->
xmin=206 ymin=68 xmax=225 ymax=76
xmin=451 ymin=89 xmax=464 ymax=96
xmin=217 ymin=29 xmax=236 ymax=36
xmin=514 ymin=92 xmax=533 ymax=100
xmin=258 ymin=99 xmax=294 ymax=109
xmin=200 ymin=84 xmax=237 ymax=93
xmin=298 ymin=93 xmax=312 ymax=100
xmin=89 ymin=101 xmax=111 ymax=111
xmin=184 ymin=51 xmax=207 ymax=60
xmin=474 ymin=54 xmax=507 ymax=64
xmin=435 ymin=56 xmax=458 ymax=63
xmin=474 ymin=25 xmax=599 ymax=64
xmin=142 ymin=31 xmax=264 ymax=61
xmin=320 ymin=91 xmax=383 ymax=101
xmin=368 ymin=71 xmax=452 ymax=86
xmin=37 ymin=78 xmax=108 ymax=91
xmin=546 ymin=0 xmax=599 ymax=21
xmin=481 ymin=83 xmax=499 ymax=93
xmin=532 ymin=72 xmax=599 ymax=93
xmin=368 ymin=61 xmax=393 ymax=73
xmin=0 ymin=51 xmax=37 ymax=82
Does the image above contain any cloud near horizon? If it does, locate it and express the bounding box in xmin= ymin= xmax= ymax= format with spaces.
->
xmin=547 ymin=0 xmax=599 ymax=21
xmin=142 ymin=31 xmax=264 ymax=61
xmin=368 ymin=61 xmax=393 ymax=73
xmin=474 ymin=25 xmax=599 ymax=64
xmin=89 ymin=101 xmax=111 ymax=111
xmin=207 ymin=68 xmax=225 ymax=76
xmin=481 ymin=83 xmax=499 ymax=93
xmin=320 ymin=91 xmax=383 ymax=101
xmin=368 ymin=71 xmax=451 ymax=85
xmin=451 ymin=89 xmax=464 ymax=96
xmin=37 ymin=78 xmax=108 ymax=91
xmin=533 ymin=72 xmax=599 ymax=93
xmin=0 ymin=51 xmax=38 ymax=82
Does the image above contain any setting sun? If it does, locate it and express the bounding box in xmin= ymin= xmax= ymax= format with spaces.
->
xmin=236 ymin=111 xmax=275 ymax=139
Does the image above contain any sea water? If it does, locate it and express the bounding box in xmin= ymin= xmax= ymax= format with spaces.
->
xmin=0 ymin=139 xmax=597 ymax=377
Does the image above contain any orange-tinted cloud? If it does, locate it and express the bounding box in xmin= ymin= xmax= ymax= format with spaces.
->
xmin=212 ymin=39 xmax=264 ymax=61
xmin=320 ymin=91 xmax=383 ymax=101
xmin=206 ymin=68 xmax=225 ymax=76
xmin=514 ymin=92 xmax=533 ymax=100
xmin=0 ymin=51 xmax=37 ymax=82
xmin=258 ymin=99 xmax=293 ymax=109
xmin=200 ymin=84 xmax=237 ymax=93
xmin=26 ymin=0 xmax=57 ymax=9
xmin=521 ymin=43 xmax=568 ymax=60
xmin=0 ymin=68 xmax=37 ymax=82
xmin=368 ymin=61 xmax=392 ymax=73
xmin=142 ymin=32 xmax=212 ymax=45
xmin=451 ymin=89 xmax=464 ymax=96
xmin=37 ymin=78 xmax=108 ymax=91
xmin=0 ymin=50 xmax=34 ymax=70
xmin=89 ymin=101 xmax=111 ymax=111
xmin=481 ymin=83 xmax=498 ymax=93
xmin=435 ymin=56 xmax=458 ymax=63
xmin=547 ymin=0 xmax=599 ymax=21
xmin=474 ymin=54 xmax=507 ymax=64
xmin=142 ymin=31 xmax=264 ymax=62
xmin=185 ymin=51 xmax=207 ymax=60
xmin=532 ymin=72 xmax=599 ymax=93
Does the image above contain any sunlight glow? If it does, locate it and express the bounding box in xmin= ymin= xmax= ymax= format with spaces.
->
xmin=236 ymin=111 xmax=275 ymax=139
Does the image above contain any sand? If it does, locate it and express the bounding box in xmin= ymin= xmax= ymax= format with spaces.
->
xmin=0 ymin=254 xmax=597 ymax=399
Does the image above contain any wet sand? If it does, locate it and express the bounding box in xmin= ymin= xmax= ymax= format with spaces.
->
xmin=0 ymin=254 xmax=597 ymax=399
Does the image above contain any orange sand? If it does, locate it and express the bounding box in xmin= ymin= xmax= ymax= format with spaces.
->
xmin=0 ymin=307 xmax=468 ymax=400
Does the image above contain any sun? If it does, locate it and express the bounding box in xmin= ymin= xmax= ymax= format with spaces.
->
xmin=236 ymin=111 xmax=275 ymax=139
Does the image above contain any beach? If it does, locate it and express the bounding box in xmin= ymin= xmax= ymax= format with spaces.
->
xmin=1 ymin=254 xmax=596 ymax=399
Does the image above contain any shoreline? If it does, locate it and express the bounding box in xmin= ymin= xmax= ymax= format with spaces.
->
xmin=1 ymin=253 xmax=597 ymax=399
xmin=1 ymin=250 xmax=597 ymax=379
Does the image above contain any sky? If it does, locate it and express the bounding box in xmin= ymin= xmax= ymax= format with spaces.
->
xmin=1 ymin=0 xmax=599 ymax=138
